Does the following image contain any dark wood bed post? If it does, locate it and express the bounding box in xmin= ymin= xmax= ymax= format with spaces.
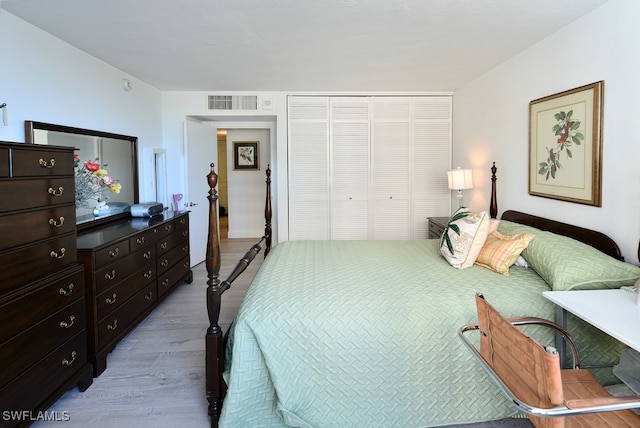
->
xmin=264 ymin=164 xmax=272 ymax=257
xmin=205 ymin=163 xmax=223 ymax=427
xmin=490 ymin=162 xmax=498 ymax=219
xmin=205 ymin=164 xmax=273 ymax=427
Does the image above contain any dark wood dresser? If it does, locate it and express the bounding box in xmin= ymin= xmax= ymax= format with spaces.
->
xmin=0 ymin=141 xmax=93 ymax=427
xmin=77 ymin=211 xmax=192 ymax=376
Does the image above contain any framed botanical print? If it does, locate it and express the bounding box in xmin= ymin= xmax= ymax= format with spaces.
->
xmin=529 ymin=81 xmax=603 ymax=206
xmin=233 ymin=141 xmax=259 ymax=170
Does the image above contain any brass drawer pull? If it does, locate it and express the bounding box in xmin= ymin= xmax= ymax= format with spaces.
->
xmin=136 ymin=237 xmax=145 ymax=245
xmin=161 ymin=259 xmax=169 ymax=268
xmin=48 ymin=186 xmax=64 ymax=197
xmin=179 ymin=218 xmax=186 ymax=225
xmin=160 ymin=242 xmax=168 ymax=250
xmin=106 ymin=293 xmax=117 ymax=304
xmin=104 ymin=270 xmax=117 ymax=281
xmin=164 ymin=225 xmax=172 ymax=232
xmin=144 ymin=291 xmax=153 ymax=301
xmin=143 ymin=250 xmax=152 ymax=259
xmin=143 ymin=270 xmax=153 ymax=279
xmin=59 ymin=315 xmax=75 ymax=329
xmin=108 ymin=247 xmax=120 ymax=257
xmin=182 ymin=262 xmax=189 ymax=269
xmin=161 ymin=278 xmax=170 ymax=287
xmin=182 ymin=230 xmax=188 ymax=237
xmin=61 ymin=351 xmax=77 ymax=366
xmin=49 ymin=216 xmax=65 ymax=227
xmin=182 ymin=245 xmax=188 ymax=252
xmin=39 ymin=158 xmax=56 ymax=168
xmin=59 ymin=283 xmax=74 ymax=296
xmin=50 ymin=248 xmax=66 ymax=259
xmin=107 ymin=320 xmax=118 ymax=331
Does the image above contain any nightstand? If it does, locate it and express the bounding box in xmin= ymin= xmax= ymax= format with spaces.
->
xmin=428 ymin=216 xmax=450 ymax=239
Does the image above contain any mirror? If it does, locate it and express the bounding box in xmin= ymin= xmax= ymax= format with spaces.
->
xmin=25 ymin=121 xmax=139 ymax=231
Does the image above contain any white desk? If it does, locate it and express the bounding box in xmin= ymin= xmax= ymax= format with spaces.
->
xmin=543 ymin=289 xmax=640 ymax=352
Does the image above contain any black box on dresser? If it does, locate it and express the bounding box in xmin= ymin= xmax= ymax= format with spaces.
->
xmin=77 ymin=211 xmax=192 ymax=376
xmin=0 ymin=142 xmax=93 ymax=428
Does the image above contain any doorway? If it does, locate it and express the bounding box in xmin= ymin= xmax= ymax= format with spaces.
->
xmin=219 ymin=127 xmax=271 ymax=240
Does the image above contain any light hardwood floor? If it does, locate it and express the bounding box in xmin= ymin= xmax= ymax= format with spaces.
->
xmin=33 ymin=238 xmax=262 ymax=428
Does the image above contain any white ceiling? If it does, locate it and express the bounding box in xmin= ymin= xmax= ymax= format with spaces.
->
xmin=3 ymin=0 xmax=610 ymax=92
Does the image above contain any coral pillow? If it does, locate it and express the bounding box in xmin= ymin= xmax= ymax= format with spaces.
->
xmin=476 ymin=231 xmax=535 ymax=276
xmin=440 ymin=208 xmax=490 ymax=269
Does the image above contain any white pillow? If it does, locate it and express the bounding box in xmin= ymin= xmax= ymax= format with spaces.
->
xmin=439 ymin=208 xmax=490 ymax=269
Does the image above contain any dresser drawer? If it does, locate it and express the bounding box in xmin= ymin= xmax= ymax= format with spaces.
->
xmin=11 ymin=148 xmax=75 ymax=177
xmin=0 ymin=299 xmax=85 ymax=387
xmin=0 ymin=265 xmax=83 ymax=345
xmin=158 ymin=256 xmax=191 ymax=297
xmin=0 ymin=147 xmax=8 ymax=177
xmin=157 ymin=241 xmax=190 ymax=275
xmin=151 ymin=219 xmax=175 ymax=240
xmin=0 ymin=234 xmax=77 ymax=295
xmin=0 ymin=177 xmax=74 ymax=213
xmin=129 ymin=228 xmax=157 ymax=252
xmin=174 ymin=214 xmax=189 ymax=230
xmin=97 ymin=282 xmax=156 ymax=349
xmin=94 ymin=239 xmax=131 ymax=268
xmin=0 ymin=204 xmax=76 ymax=252
xmin=157 ymin=227 xmax=189 ymax=256
xmin=96 ymin=262 xmax=156 ymax=321
xmin=0 ymin=331 xmax=87 ymax=416
xmin=94 ymin=247 xmax=156 ymax=294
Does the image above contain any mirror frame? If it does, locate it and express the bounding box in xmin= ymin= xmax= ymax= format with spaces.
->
xmin=25 ymin=121 xmax=139 ymax=231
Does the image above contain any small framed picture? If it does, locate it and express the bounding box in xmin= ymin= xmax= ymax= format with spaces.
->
xmin=233 ymin=141 xmax=259 ymax=170
xmin=529 ymin=81 xmax=603 ymax=206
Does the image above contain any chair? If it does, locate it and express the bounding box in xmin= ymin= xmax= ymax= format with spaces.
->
xmin=459 ymin=293 xmax=640 ymax=427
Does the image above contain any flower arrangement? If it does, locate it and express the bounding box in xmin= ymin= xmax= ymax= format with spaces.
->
xmin=74 ymin=154 xmax=122 ymax=208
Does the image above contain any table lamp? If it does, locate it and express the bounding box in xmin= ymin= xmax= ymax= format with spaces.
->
xmin=447 ymin=167 xmax=473 ymax=208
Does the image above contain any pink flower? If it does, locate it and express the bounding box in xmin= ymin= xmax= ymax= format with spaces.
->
xmin=85 ymin=161 xmax=100 ymax=172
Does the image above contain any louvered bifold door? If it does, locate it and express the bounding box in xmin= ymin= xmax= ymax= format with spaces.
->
xmin=411 ymin=97 xmax=452 ymax=238
xmin=330 ymin=98 xmax=370 ymax=240
xmin=288 ymin=96 xmax=330 ymax=240
xmin=371 ymin=98 xmax=411 ymax=240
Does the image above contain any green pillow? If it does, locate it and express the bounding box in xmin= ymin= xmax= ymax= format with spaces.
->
xmin=498 ymin=220 xmax=640 ymax=291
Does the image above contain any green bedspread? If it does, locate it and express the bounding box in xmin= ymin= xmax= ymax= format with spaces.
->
xmin=220 ymin=239 xmax=557 ymax=427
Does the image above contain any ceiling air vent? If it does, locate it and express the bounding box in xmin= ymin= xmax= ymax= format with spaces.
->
xmin=208 ymin=95 xmax=258 ymax=111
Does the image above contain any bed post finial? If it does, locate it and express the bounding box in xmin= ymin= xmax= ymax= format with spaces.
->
xmin=490 ymin=162 xmax=498 ymax=219
xmin=264 ymin=164 xmax=272 ymax=257
xmin=205 ymin=162 xmax=223 ymax=426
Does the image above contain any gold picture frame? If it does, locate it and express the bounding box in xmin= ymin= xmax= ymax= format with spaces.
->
xmin=529 ymin=81 xmax=603 ymax=206
xmin=233 ymin=141 xmax=259 ymax=170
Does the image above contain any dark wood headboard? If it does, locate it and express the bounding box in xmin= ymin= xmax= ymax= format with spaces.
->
xmin=501 ymin=210 xmax=623 ymax=261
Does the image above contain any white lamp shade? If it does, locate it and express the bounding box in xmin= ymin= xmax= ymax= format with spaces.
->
xmin=447 ymin=168 xmax=473 ymax=190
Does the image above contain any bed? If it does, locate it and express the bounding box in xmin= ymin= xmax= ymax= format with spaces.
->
xmin=203 ymin=164 xmax=640 ymax=427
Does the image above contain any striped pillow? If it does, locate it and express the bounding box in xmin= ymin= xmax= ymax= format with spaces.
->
xmin=476 ymin=231 xmax=535 ymax=276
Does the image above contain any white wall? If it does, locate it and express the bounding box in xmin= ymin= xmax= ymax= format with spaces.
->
xmin=0 ymin=11 xmax=163 ymax=202
xmin=453 ymin=0 xmax=640 ymax=264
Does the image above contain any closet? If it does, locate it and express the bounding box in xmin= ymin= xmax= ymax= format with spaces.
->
xmin=288 ymin=95 xmax=451 ymax=240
